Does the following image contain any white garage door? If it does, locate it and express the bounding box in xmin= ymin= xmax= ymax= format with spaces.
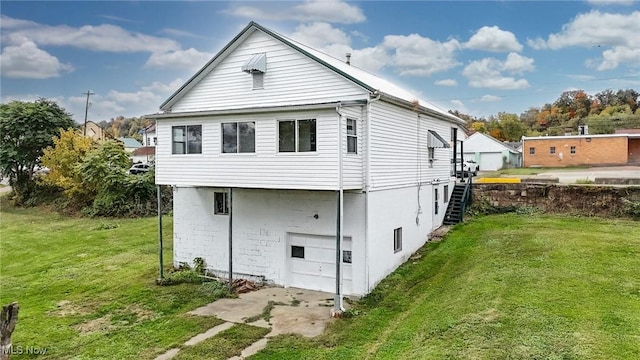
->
xmin=287 ymin=233 xmax=352 ymax=294
xmin=479 ymin=152 xmax=504 ymax=171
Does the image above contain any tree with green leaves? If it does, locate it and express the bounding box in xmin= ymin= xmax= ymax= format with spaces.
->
xmin=0 ymin=99 xmax=75 ymax=203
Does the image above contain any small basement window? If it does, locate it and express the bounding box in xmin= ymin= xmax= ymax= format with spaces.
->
xmin=570 ymin=146 xmax=576 ymax=154
xmin=529 ymin=147 xmax=535 ymax=155
xmin=214 ymin=192 xmax=228 ymax=215
xmin=291 ymin=246 xmax=305 ymax=259
xmin=342 ymin=250 xmax=352 ymax=264
xmin=394 ymin=227 xmax=402 ymax=253
xmin=444 ymin=185 xmax=449 ymax=203
xmin=550 ymin=146 xmax=556 ymax=154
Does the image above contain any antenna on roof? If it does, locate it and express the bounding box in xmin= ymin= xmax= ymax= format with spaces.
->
xmin=345 ymin=53 xmax=351 ymax=65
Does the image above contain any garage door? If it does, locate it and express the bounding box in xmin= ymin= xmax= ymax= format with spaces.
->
xmin=287 ymin=233 xmax=352 ymax=294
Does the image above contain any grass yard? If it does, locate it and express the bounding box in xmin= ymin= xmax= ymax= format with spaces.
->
xmin=0 ymin=199 xmax=225 ymax=359
xmin=253 ymin=214 xmax=640 ymax=359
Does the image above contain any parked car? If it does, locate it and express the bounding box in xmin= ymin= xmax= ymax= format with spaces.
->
xmin=451 ymin=160 xmax=480 ymax=177
xmin=128 ymin=163 xmax=150 ymax=175
xmin=463 ymin=160 xmax=479 ymax=175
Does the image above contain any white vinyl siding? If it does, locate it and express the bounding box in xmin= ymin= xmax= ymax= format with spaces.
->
xmin=156 ymin=109 xmax=360 ymax=190
xmin=369 ymin=101 xmax=452 ymax=191
xmin=170 ymin=30 xmax=367 ymax=112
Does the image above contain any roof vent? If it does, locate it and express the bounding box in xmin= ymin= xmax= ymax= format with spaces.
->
xmin=242 ymin=53 xmax=267 ymax=73
xmin=345 ymin=53 xmax=351 ymax=65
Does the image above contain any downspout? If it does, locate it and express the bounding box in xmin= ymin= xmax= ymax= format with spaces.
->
xmin=334 ymin=103 xmax=344 ymax=313
xmin=228 ymin=187 xmax=233 ymax=293
xmin=364 ymin=91 xmax=380 ymax=294
xmin=157 ymin=185 xmax=164 ymax=280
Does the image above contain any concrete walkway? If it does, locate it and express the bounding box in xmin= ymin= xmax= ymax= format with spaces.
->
xmin=155 ymin=287 xmax=336 ymax=360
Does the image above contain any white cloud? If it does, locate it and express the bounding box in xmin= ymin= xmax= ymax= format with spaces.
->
xmin=145 ymin=48 xmax=213 ymax=70
xmin=0 ymin=15 xmax=180 ymax=53
xmin=478 ymin=94 xmax=501 ymax=102
xmin=526 ymin=10 xmax=640 ymax=70
xmin=382 ymin=34 xmax=461 ymax=76
xmin=435 ymin=79 xmax=458 ymax=86
xmin=503 ymin=52 xmax=535 ymax=74
xmin=449 ymin=99 xmax=469 ymax=114
xmin=224 ymin=0 xmax=365 ymax=24
xmin=0 ymin=40 xmax=73 ymax=79
xmin=464 ymin=26 xmax=523 ymax=52
xmin=290 ymin=22 xmax=350 ymax=49
xmin=463 ymin=53 xmax=535 ymax=90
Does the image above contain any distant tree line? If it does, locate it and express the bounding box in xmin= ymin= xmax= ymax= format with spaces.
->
xmin=451 ymin=88 xmax=640 ymax=141
xmin=97 ymin=116 xmax=152 ymax=142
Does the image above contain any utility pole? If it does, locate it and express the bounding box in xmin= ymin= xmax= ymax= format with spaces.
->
xmin=83 ymin=90 xmax=94 ymax=136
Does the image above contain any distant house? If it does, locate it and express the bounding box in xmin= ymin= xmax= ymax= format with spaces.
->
xmin=132 ymin=146 xmax=155 ymax=164
xmin=141 ymin=123 xmax=157 ymax=146
xmin=147 ymin=21 xmax=466 ymax=297
xmin=522 ymin=133 xmax=640 ymax=167
xmin=81 ymin=121 xmax=112 ymax=141
xmin=462 ymin=132 xmax=521 ymax=171
xmin=117 ymin=137 xmax=142 ymax=153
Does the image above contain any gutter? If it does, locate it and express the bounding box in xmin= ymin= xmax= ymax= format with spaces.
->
xmin=378 ymin=93 xmax=465 ymax=126
xmin=146 ymin=102 xmax=355 ymax=120
xmin=364 ymin=92 xmax=380 ymax=294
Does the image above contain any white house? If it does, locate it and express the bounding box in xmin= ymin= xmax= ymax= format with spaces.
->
xmin=463 ymin=132 xmax=521 ymax=171
xmin=149 ymin=22 xmax=465 ymax=300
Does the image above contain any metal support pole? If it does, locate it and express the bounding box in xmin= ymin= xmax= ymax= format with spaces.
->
xmin=157 ymin=185 xmax=164 ymax=279
xmin=460 ymin=140 xmax=465 ymax=181
xmin=334 ymin=190 xmax=342 ymax=310
xmin=452 ymin=128 xmax=458 ymax=177
xmin=228 ymin=188 xmax=233 ymax=292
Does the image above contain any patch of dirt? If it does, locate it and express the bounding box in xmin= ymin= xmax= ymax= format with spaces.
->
xmin=73 ymin=315 xmax=116 ymax=334
xmin=429 ymin=226 xmax=451 ymax=242
xmin=125 ymin=304 xmax=156 ymax=322
xmin=48 ymin=300 xmax=92 ymax=317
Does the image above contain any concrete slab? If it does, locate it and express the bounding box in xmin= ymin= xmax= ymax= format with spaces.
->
xmin=229 ymin=337 xmax=269 ymax=360
xmin=154 ymin=348 xmax=179 ymax=360
xmin=184 ymin=321 xmax=234 ymax=346
xmin=189 ymin=287 xmax=336 ymax=338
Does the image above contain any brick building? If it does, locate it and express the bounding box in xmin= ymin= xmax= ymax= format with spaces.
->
xmin=522 ymin=133 xmax=640 ymax=168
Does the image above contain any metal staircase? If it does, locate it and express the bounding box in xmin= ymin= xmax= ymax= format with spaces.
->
xmin=443 ymin=177 xmax=472 ymax=225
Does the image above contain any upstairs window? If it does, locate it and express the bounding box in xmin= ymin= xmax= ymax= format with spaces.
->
xmin=222 ymin=122 xmax=255 ymax=153
xmin=347 ymin=118 xmax=357 ymax=154
xmin=172 ymin=125 xmax=202 ymax=154
xmin=278 ymin=119 xmax=316 ymax=152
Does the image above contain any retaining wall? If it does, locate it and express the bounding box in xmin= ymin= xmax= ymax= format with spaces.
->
xmin=472 ymin=183 xmax=640 ymax=218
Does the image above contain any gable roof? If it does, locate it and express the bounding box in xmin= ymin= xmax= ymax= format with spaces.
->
xmin=465 ymin=132 xmax=519 ymax=154
xmin=117 ymin=137 xmax=142 ymax=148
xmin=160 ymin=21 xmax=464 ymax=125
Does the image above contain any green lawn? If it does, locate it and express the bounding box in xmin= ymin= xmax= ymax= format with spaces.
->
xmin=253 ymin=214 xmax=640 ymax=359
xmin=0 ymin=199 xmax=224 ymax=359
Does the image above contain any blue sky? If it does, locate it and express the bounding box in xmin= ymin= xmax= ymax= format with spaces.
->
xmin=1 ymin=1 xmax=639 ymax=123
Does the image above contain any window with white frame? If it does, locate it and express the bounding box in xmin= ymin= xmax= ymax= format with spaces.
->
xmin=434 ymin=188 xmax=439 ymax=215
xmin=172 ymin=125 xmax=202 ymax=154
xmin=393 ymin=227 xmax=402 ymax=253
xmin=444 ymin=185 xmax=449 ymax=203
xmin=570 ymin=146 xmax=576 ymax=154
xmin=347 ymin=118 xmax=357 ymax=154
xmin=222 ymin=122 xmax=255 ymax=153
xmin=214 ymin=192 xmax=228 ymax=215
xmin=278 ymin=119 xmax=316 ymax=152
